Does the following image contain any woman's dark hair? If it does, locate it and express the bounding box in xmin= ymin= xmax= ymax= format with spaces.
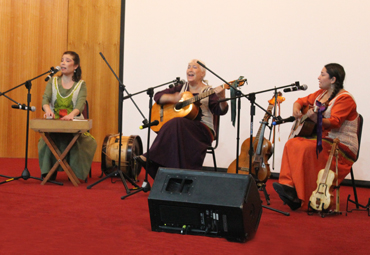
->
xmin=62 ymin=51 xmax=82 ymax=81
xmin=325 ymin=63 xmax=345 ymax=103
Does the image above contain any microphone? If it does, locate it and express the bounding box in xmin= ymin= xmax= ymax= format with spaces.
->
xmin=45 ymin=66 xmax=61 ymax=81
xmin=272 ymin=116 xmax=296 ymax=125
xmin=283 ymin=84 xmax=308 ymax=93
xmin=12 ymin=104 xmax=36 ymax=112
xmin=139 ymin=120 xmax=159 ymax=129
xmin=176 ymin=79 xmax=186 ymax=86
xmin=169 ymin=78 xmax=186 ymax=88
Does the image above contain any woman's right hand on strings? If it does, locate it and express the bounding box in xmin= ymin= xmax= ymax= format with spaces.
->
xmin=43 ymin=110 xmax=55 ymax=119
xmin=159 ymin=92 xmax=183 ymax=104
xmin=42 ymin=104 xmax=55 ymax=119
xmin=172 ymin=92 xmax=183 ymax=103
xmin=292 ymin=102 xmax=303 ymax=119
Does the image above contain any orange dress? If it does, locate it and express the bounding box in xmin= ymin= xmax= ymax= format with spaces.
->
xmin=278 ymin=89 xmax=358 ymax=209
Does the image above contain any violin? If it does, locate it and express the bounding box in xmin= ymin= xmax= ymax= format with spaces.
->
xmin=309 ymin=138 xmax=339 ymax=211
xmin=227 ymin=93 xmax=285 ymax=183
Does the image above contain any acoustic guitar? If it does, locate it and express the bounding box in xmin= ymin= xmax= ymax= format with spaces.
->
xmin=150 ymin=78 xmax=246 ymax=132
xmin=309 ymin=138 xmax=339 ymax=211
xmin=288 ymin=105 xmax=316 ymax=139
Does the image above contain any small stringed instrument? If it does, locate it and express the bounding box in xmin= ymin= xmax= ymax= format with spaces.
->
xmin=227 ymin=93 xmax=285 ymax=183
xmin=309 ymin=138 xmax=339 ymax=211
xmin=288 ymin=105 xmax=316 ymax=139
xmin=150 ymin=78 xmax=246 ymax=132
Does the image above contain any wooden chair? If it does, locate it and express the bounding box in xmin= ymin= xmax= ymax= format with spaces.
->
xmin=346 ymin=114 xmax=369 ymax=214
xmin=206 ymin=115 xmax=220 ymax=171
xmin=81 ymin=100 xmax=89 ymax=120
xmin=81 ymin=101 xmax=92 ymax=181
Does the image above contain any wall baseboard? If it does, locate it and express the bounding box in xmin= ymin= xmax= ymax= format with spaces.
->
xmin=202 ymin=167 xmax=370 ymax=188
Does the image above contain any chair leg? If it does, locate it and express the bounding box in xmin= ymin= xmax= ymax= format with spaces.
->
xmin=350 ymin=168 xmax=360 ymax=209
xmin=210 ymin=149 xmax=217 ymax=171
xmin=346 ymin=167 xmax=369 ymax=213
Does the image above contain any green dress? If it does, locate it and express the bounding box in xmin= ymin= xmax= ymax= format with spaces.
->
xmin=38 ymin=77 xmax=97 ymax=180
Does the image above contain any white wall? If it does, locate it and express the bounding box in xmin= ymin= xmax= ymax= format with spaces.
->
xmin=122 ymin=0 xmax=370 ymax=181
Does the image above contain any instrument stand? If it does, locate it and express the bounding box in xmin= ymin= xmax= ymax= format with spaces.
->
xmin=198 ymin=61 xmax=297 ymax=216
xmin=0 ymin=73 xmax=63 ymax=186
xmin=86 ymin=81 xmax=141 ymax=191
xmin=87 ymin=53 xmax=142 ymax=193
xmin=308 ymin=199 xmax=343 ymax=218
xmin=244 ymin=93 xmax=289 ymax=216
xmin=258 ymin=184 xmax=271 ymax=205
xmin=308 ymin=148 xmax=343 ymax=217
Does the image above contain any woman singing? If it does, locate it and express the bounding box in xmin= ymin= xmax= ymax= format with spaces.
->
xmin=135 ymin=59 xmax=228 ymax=178
xmin=38 ymin=51 xmax=97 ymax=181
xmin=273 ymin=63 xmax=358 ymax=210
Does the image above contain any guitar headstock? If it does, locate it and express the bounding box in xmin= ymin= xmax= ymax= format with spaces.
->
xmin=268 ymin=92 xmax=285 ymax=105
xmin=223 ymin=76 xmax=247 ymax=90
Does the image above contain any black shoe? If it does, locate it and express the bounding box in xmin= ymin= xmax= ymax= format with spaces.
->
xmin=273 ymin=182 xmax=301 ymax=210
xmin=50 ymin=171 xmax=57 ymax=181
xmin=41 ymin=171 xmax=57 ymax=181
xmin=134 ymin=156 xmax=147 ymax=170
xmin=133 ymin=156 xmax=159 ymax=179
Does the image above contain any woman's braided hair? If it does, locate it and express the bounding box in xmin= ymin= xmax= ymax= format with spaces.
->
xmin=324 ymin=63 xmax=345 ymax=104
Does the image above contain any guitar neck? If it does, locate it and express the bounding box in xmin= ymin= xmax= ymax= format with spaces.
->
xmin=181 ymin=87 xmax=216 ymax=107
xmin=180 ymin=78 xmax=244 ymax=108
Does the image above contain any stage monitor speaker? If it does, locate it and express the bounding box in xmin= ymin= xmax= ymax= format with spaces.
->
xmin=148 ymin=168 xmax=262 ymax=242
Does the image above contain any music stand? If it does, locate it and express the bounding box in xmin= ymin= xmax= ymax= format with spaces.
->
xmin=0 ymin=69 xmax=63 ymax=186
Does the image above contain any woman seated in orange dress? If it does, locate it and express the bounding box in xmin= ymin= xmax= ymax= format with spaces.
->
xmin=273 ymin=63 xmax=358 ymax=210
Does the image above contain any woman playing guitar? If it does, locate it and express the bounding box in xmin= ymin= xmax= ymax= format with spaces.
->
xmin=273 ymin=63 xmax=359 ymax=211
xmin=134 ymin=59 xmax=230 ymax=178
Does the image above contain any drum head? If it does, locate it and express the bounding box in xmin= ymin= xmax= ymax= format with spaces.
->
xmin=101 ymin=134 xmax=143 ymax=179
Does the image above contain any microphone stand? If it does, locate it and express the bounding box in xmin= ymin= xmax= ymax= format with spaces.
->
xmin=87 ymin=52 xmax=177 ymax=199
xmin=198 ymin=62 xmax=297 ymax=216
xmin=0 ymin=69 xmax=63 ymax=185
xmin=87 ymin=53 xmax=144 ymax=192
xmin=120 ymin=80 xmax=179 ymax=200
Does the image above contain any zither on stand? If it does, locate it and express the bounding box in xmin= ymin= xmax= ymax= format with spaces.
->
xmin=197 ymin=61 xmax=296 ymax=216
xmin=0 ymin=68 xmax=63 ymax=186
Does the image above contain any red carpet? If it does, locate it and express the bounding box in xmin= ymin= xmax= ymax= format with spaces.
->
xmin=0 ymin=158 xmax=369 ymax=255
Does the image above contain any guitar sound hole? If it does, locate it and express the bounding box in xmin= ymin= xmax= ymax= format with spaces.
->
xmin=175 ymin=102 xmax=183 ymax=111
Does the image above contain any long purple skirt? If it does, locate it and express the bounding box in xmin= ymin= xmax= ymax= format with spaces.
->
xmin=145 ymin=118 xmax=213 ymax=178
